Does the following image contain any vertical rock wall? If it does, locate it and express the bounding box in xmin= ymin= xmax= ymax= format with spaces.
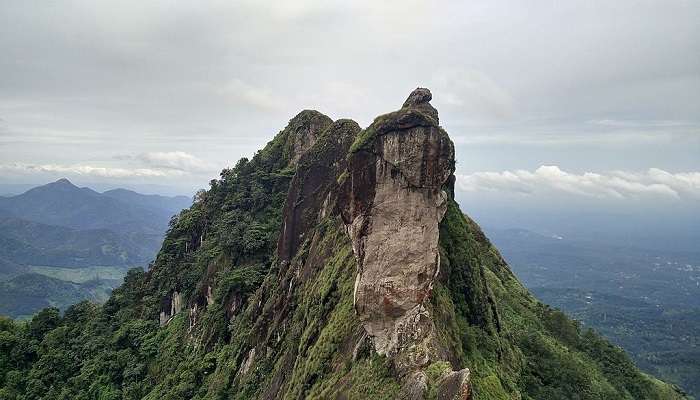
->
xmin=340 ymin=89 xmax=455 ymax=371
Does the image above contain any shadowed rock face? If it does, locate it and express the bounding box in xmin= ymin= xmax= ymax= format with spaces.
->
xmin=340 ymin=89 xmax=455 ymax=371
xmin=277 ymin=119 xmax=361 ymax=262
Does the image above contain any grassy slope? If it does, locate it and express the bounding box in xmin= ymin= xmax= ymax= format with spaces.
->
xmin=434 ymin=200 xmax=687 ymax=400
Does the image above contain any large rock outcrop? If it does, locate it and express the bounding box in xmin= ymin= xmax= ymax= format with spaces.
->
xmin=277 ymin=119 xmax=361 ymax=262
xmin=340 ymin=89 xmax=459 ymax=378
xmin=284 ymin=110 xmax=333 ymax=166
xmin=4 ymin=87 xmax=688 ymax=400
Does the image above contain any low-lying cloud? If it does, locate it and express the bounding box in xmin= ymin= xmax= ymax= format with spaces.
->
xmin=136 ymin=151 xmax=215 ymax=173
xmin=0 ymin=151 xmax=217 ymax=181
xmin=456 ymin=166 xmax=700 ymax=200
xmin=0 ymin=163 xmax=184 ymax=178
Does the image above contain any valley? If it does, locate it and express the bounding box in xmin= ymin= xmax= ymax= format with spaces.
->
xmin=0 ymin=180 xmax=190 ymax=318
xmin=487 ymin=227 xmax=700 ymax=397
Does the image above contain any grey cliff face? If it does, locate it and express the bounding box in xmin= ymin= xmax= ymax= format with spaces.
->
xmin=340 ymin=89 xmax=462 ymax=387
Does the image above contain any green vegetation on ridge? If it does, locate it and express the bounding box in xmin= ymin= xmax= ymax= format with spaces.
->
xmin=0 ymin=108 xmax=687 ymax=399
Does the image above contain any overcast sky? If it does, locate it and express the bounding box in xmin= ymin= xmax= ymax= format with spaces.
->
xmin=1 ymin=1 xmax=698 ymax=204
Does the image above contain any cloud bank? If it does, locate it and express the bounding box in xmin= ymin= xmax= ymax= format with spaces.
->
xmin=456 ymin=166 xmax=700 ymax=200
xmin=0 ymin=163 xmax=182 ymax=178
xmin=0 ymin=151 xmax=216 ymax=181
xmin=136 ymin=151 xmax=215 ymax=172
xmin=0 ymin=1 xmax=698 ymax=193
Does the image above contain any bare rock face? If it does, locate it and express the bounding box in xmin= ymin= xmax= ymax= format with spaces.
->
xmin=340 ymin=88 xmax=455 ymax=369
xmin=159 ymin=291 xmax=183 ymax=326
xmin=437 ymin=368 xmax=471 ymax=400
xmin=277 ymin=119 xmax=361 ymax=262
xmin=400 ymin=371 xmax=429 ymax=400
xmin=402 ymin=87 xmax=439 ymax=122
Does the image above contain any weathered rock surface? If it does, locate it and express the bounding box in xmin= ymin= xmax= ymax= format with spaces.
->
xmin=400 ymin=371 xmax=429 ymax=400
xmin=284 ymin=110 xmax=333 ymax=166
xmin=402 ymin=87 xmax=439 ymax=122
xmin=340 ymin=88 xmax=455 ymax=371
xmin=159 ymin=290 xmax=182 ymax=325
xmin=437 ymin=368 xmax=471 ymax=400
xmin=277 ymin=119 xmax=361 ymax=262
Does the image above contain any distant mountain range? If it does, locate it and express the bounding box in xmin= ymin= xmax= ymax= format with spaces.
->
xmin=0 ymin=217 xmax=150 ymax=268
xmin=0 ymin=178 xmax=191 ymax=318
xmin=0 ymin=178 xmax=190 ymax=234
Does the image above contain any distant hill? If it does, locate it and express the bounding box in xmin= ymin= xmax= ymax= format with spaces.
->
xmin=102 ymin=188 xmax=191 ymax=215
xmin=0 ymin=217 xmax=152 ymax=268
xmin=0 ymin=178 xmax=187 ymax=234
xmin=0 ymin=183 xmax=37 ymax=197
xmin=0 ymin=273 xmax=116 ymax=319
xmin=0 ymin=179 xmax=192 ymax=318
xmin=0 ymin=257 xmax=21 ymax=281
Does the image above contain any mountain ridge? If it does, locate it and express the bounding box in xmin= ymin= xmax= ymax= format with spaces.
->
xmin=0 ymin=89 xmax=687 ymax=399
xmin=0 ymin=178 xmax=189 ymax=234
xmin=0 ymin=180 xmax=193 ymax=318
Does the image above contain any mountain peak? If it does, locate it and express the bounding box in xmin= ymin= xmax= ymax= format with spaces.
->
xmin=283 ymin=109 xmax=333 ymax=166
xmin=53 ymin=178 xmax=75 ymax=186
xmin=1 ymin=90 xmax=686 ymax=400
xmin=401 ymin=87 xmax=439 ymax=123
xmin=402 ymin=87 xmax=433 ymax=107
xmin=24 ymin=178 xmax=81 ymax=194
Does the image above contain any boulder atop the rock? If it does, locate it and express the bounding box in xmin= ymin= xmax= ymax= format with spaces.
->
xmin=403 ymin=87 xmax=433 ymax=107
xmin=402 ymin=87 xmax=439 ymax=123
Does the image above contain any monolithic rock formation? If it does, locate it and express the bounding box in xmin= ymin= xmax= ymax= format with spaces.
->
xmin=340 ymin=89 xmax=453 ymax=358
xmin=340 ymin=89 xmax=469 ymax=396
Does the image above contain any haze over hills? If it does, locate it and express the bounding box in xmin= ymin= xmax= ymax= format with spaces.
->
xmin=0 ymin=217 xmax=151 ymax=268
xmin=485 ymin=226 xmax=700 ymax=397
xmin=0 ymin=178 xmax=190 ymax=234
xmin=0 ymin=179 xmax=191 ymax=318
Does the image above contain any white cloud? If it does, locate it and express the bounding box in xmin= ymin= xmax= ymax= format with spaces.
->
xmin=218 ymin=79 xmax=284 ymax=112
xmin=431 ymin=68 xmax=515 ymax=121
xmin=137 ymin=151 xmax=215 ymax=172
xmin=0 ymin=151 xmax=218 ymax=184
xmin=0 ymin=163 xmax=184 ymax=178
xmin=456 ymin=166 xmax=700 ymax=200
xmin=587 ymin=119 xmax=693 ymax=128
xmin=449 ymin=123 xmax=700 ymax=147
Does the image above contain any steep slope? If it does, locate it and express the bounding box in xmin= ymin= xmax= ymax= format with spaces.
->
xmin=0 ymin=90 xmax=687 ymax=400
